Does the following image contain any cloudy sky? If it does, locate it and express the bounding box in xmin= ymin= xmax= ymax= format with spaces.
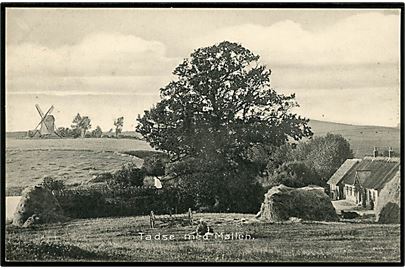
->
xmin=6 ymin=8 xmax=401 ymax=131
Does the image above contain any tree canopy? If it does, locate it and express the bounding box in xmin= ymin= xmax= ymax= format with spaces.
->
xmin=71 ymin=113 xmax=92 ymax=138
xmin=136 ymin=41 xmax=313 ymax=211
xmin=301 ymin=133 xmax=354 ymax=181
xmin=114 ymin=117 xmax=124 ymax=137
xmin=137 ymin=41 xmax=312 ymax=160
xmin=263 ymin=133 xmax=354 ymax=188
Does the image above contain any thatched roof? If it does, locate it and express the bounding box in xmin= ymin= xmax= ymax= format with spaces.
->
xmin=327 ymin=159 xmax=361 ymax=185
xmin=339 ymin=157 xmax=400 ymax=190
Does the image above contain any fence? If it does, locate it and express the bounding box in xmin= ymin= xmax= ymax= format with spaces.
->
xmin=150 ymin=208 xmax=193 ymax=228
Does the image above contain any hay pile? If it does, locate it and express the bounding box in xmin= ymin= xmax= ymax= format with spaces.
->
xmin=376 ymin=170 xmax=400 ymax=224
xmin=12 ymin=185 xmax=66 ymax=227
xmin=257 ymin=184 xmax=338 ymax=222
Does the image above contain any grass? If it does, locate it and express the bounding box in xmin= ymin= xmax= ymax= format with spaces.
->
xmin=5 ymin=118 xmax=400 ymax=193
xmin=121 ymin=150 xmax=169 ymax=160
xmin=4 ymin=131 xmax=402 ymax=263
xmin=5 ymin=213 xmax=401 ymax=263
xmin=5 ymin=138 xmax=154 ymax=195
xmin=6 ymin=137 xmax=152 ymax=152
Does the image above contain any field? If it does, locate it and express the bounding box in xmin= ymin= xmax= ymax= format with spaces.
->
xmin=5 ymin=138 xmax=153 ymax=195
xmin=6 ymin=137 xmax=152 ymax=151
xmin=309 ymin=120 xmax=400 ymax=158
xmin=5 ymin=213 xmax=401 ymax=263
xmin=4 ymin=123 xmax=402 ymax=264
xmin=5 ymin=119 xmax=401 ymax=194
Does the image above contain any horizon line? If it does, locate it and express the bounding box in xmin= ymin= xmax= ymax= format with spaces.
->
xmin=5 ymin=118 xmax=400 ymax=133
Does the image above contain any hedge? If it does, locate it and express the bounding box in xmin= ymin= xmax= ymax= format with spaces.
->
xmin=54 ymin=186 xmax=194 ymax=219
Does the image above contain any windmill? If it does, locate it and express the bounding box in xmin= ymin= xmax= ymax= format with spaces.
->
xmin=29 ymin=104 xmax=62 ymax=138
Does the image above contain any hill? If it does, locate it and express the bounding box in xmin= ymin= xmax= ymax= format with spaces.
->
xmin=6 ymin=120 xmax=400 ymax=158
xmin=309 ymin=120 xmax=400 ymax=158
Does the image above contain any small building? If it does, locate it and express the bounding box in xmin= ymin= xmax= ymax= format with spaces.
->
xmin=327 ymin=158 xmax=361 ymax=200
xmin=328 ymin=148 xmax=400 ymax=208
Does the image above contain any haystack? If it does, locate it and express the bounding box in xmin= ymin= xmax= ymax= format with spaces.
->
xmin=12 ymin=185 xmax=66 ymax=227
xmin=257 ymin=184 xmax=338 ymax=222
xmin=376 ymin=170 xmax=400 ymax=224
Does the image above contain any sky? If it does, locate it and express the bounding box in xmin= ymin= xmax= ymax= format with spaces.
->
xmin=5 ymin=8 xmax=401 ymax=131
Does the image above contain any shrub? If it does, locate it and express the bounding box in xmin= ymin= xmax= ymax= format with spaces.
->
xmin=56 ymin=189 xmax=108 ymax=218
xmin=91 ymin=126 xmax=103 ymax=138
xmin=56 ymin=127 xmax=81 ymax=138
xmin=54 ymin=186 xmax=188 ymax=218
xmin=167 ymin=157 xmax=264 ymax=213
xmin=106 ymin=163 xmax=145 ymax=189
xmin=41 ymin=176 xmax=65 ymax=192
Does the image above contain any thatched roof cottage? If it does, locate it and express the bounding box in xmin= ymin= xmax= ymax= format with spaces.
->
xmin=327 ymin=148 xmax=400 ymax=209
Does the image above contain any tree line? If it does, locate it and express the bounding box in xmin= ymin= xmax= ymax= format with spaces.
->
xmin=57 ymin=114 xmax=124 ymax=138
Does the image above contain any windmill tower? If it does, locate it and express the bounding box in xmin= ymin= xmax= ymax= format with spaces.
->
xmin=29 ymin=104 xmax=62 ymax=138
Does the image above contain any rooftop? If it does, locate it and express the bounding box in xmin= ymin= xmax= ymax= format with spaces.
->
xmin=327 ymin=159 xmax=361 ymax=185
xmin=341 ymin=157 xmax=400 ymax=190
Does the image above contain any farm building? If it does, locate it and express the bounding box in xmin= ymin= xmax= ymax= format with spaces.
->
xmin=328 ymin=158 xmax=362 ymax=200
xmin=327 ymin=149 xmax=400 ymax=208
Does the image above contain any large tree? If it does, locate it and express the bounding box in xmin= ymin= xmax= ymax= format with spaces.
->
xmin=114 ymin=116 xmax=124 ymax=137
xmin=71 ymin=113 xmax=92 ymax=138
xmin=137 ymin=41 xmax=312 ymax=211
xmin=263 ymin=133 xmax=354 ymax=188
xmin=299 ymin=133 xmax=354 ymax=181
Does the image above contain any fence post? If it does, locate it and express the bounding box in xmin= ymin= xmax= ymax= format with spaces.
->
xmin=188 ymin=208 xmax=193 ymax=225
xmin=150 ymin=211 xmax=155 ymax=228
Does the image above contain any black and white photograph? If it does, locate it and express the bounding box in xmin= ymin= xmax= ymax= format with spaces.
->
xmin=1 ymin=3 xmax=403 ymax=265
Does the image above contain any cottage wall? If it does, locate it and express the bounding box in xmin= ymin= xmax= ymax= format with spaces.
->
xmin=344 ymin=184 xmax=379 ymax=207
xmin=344 ymin=184 xmax=357 ymax=203
xmin=329 ymin=183 xmax=346 ymax=200
xmin=364 ymin=188 xmax=378 ymax=208
xmin=330 ymin=184 xmax=338 ymax=200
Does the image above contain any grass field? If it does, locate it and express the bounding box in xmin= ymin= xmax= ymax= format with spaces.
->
xmin=5 ymin=119 xmax=401 ymax=194
xmin=5 ymin=138 xmax=152 ymax=195
xmin=4 ymin=124 xmax=402 ymax=264
xmin=6 ymin=137 xmax=152 ymax=151
xmin=5 ymin=213 xmax=401 ymax=263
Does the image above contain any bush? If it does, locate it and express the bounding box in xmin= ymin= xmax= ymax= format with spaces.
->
xmin=167 ymin=157 xmax=264 ymax=213
xmin=91 ymin=126 xmax=103 ymax=138
xmin=41 ymin=176 xmax=65 ymax=192
xmin=106 ymin=163 xmax=145 ymax=189
xmin=54 ymin=186 xmax=189 ymax=218
xmin=56 ymin=127 xmax=81 ymax=138
xmin=56 ymin=189 xmax=108 ymax=218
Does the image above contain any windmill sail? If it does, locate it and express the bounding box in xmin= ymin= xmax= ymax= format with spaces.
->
xmin=31 ymin=104 xmax=60 ymax=138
